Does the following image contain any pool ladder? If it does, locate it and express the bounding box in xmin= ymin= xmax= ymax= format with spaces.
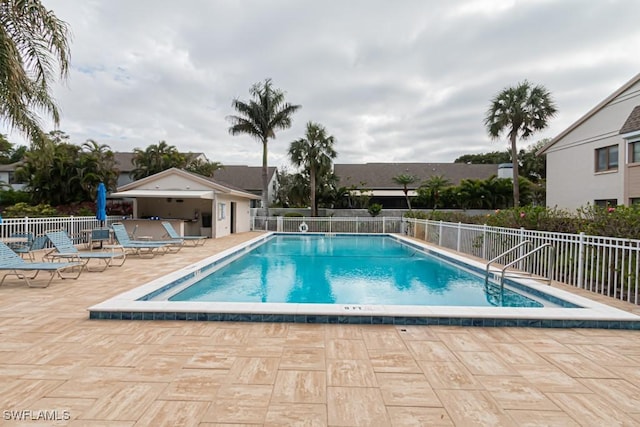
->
xmin=484 ymin=241 xmax=556 ymax=291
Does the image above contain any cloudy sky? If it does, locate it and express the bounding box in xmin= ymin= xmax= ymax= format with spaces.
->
xmin=4 ymin=0 xmax=640 ymax=169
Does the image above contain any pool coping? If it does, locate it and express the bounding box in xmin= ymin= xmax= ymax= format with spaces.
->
xmin=88 ymin=232 xmax=640 ymax=329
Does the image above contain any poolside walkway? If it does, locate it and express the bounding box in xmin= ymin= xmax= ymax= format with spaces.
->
xmin=1 ymin=232 xmax=640 ymax=426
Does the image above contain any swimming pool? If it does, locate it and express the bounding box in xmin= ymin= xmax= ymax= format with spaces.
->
xmin=168 ymin=235 xmax=545 ymax=307
xmin=89 ymin=232 xmax=640 ymax=329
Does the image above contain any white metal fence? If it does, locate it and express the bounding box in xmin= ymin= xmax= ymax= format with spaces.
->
xmin=405 ymin=218 xmax=640 ymax=305
xmin=0 ymin=215 xmax=123 ymax=244
xmin=251 ymin=216 xmax=403 ymax=234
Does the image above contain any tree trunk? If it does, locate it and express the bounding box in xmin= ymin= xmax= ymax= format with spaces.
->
xmin=310 ymin=165 xmax=317 ymax=217
xmin=404 ymin=188 xmax=412 ymax=210
xmin=510 ymin=132 xmax=520 ymax=208
xmin=261 ymin=139 xmax=269 ymax=216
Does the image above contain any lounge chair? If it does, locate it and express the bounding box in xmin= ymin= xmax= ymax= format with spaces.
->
xmin=110 ymin=223 xmax=171 ymax=258
xmin=161 ymin=221 xmax=206 ymax=246
xmin=0 ymin=241 xmax=83 ymax=287
xmin=44 ymin=230 xmax=126 ymax=272
xmin=111 ymin=223 xmax=183 ymax=252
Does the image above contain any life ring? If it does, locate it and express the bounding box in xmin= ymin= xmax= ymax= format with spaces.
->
xmin=299 ymin=222 xmax=308 ymax=233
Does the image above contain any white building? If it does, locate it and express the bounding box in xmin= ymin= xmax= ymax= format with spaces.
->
xmin=540 ymin=73 xmax=640 ymax=209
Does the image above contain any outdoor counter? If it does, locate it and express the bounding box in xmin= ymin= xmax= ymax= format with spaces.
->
xmin=118 ymin=219 xmax=200 ymax=240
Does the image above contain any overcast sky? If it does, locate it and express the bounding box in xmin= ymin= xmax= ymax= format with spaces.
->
xmin=4 ymin=0 xmax=640 ymax=169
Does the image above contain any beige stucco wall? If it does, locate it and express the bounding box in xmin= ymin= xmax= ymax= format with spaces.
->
xmin=545 ymin=81 xmax=640 ymax=209
xmin=214 ymin=194 xmax=253 ymax=238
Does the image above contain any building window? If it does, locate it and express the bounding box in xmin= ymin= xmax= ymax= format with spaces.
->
xmin=594 ymin=199 xmax=617 ymax=208
xmin=630 ymin=198 xmax=640 ymax=206
xmin=217 ymin=202 xmax=226 ymax=220
xmin=630 ymin=141 xmax=640 ymax=164
xmin=595 ymin=145 xmax=618 ymax=172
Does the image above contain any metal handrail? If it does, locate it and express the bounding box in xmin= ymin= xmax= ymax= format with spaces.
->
xmin=499 ymin=243 xmax=555 ymax=288
xmin=485 ymin=240 xmax=531 ymax=285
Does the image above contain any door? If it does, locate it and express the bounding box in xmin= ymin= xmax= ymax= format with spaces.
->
xmin=230 ymin=202 xmax=236 ymax=234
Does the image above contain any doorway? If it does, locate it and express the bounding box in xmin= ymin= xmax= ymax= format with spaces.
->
xmin=230 ymin=202 xmax=236 ymax=233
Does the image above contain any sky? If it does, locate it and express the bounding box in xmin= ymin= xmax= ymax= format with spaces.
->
xmin=4 ymin=0 xmax=640 ymax=169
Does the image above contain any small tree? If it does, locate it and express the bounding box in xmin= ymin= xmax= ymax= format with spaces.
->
xmin=392 ymin=174 xmax=416 ymax=209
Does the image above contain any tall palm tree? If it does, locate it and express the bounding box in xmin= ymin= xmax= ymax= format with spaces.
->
xmin=288 ymin=122 xmax=337 ymax=216
xmin=392 ymin=174 xmax=416 ymax=209
xmin=227 ymin=79 xmax=301 ymax=213
xmin=0 ymin=0 xmax=71 ymax=142
xmin=484 ymin=80 xmax=557 ymax=207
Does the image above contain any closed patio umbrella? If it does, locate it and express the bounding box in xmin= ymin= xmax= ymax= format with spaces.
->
xmin=96 ymin=182 xmax=107 ymax=227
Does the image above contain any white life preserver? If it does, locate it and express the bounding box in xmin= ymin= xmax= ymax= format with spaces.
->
xmin=299 ymin=222 xmax=308 ymax=232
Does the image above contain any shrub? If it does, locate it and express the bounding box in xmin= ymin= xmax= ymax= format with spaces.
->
xmin=283 ymin=212 xmax=304 ymax=217
xmin=3 ymin=202 xmax=59 ymax=217
xmin=0 ymin=189 xmax=31 ymax=207
xmin=368 ymin=203 xmax=383 ymax=217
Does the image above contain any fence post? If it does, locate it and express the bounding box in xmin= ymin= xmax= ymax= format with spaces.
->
xmin=424 ymin=219 xmax=428 ymax=242
xmin=518 ymin=227 xmax=525 ymax=269
xmin=382 ymin=217 xmax=386 ymax=234
xmin=438 ymin=220 xmax=443 ymax=246
xmin=577 ymin=232 xmax=585 ymax=288
xmin=329 ymin=216 xmax=332 ymax=233
xmin=482 ymin=224 xmax=487 ymax=260
xmin=456 ymin=222 xmax=462 ymax=252
xmin=276 ymin=216 xmax=282 ymax=232
xmin=356 ymin=217 xmax=359 ymax=234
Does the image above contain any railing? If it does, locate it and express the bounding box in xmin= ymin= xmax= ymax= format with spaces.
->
xmin=485 ymin=241 xmax=532 ymax=285
xmin=0 ymin=215 xmax=123 ymax=244
xmin=405 ymin=218 xmax=640 ymax=305
xmin=251 ymin=216 xmax=403 ymax=234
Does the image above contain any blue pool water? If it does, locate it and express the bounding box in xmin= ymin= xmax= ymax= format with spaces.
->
xmin=169 ymin=235 xmax=543 ymax=307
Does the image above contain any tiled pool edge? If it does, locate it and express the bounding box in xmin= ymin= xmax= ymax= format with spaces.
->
xmin=87 ymin=311 xmax=640 ymax=329
xmin=88 ymin=232 xmax=640 ymax=329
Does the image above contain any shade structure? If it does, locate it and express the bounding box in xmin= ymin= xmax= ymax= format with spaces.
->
xmin=96 ymin=182 xmax=107 ymax=225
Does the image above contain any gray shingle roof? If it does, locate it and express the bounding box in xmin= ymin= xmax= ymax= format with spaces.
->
xmin=213 ymin=166 xmax=276 ymax=191
xmin=334 ymin=163 xmax=499 ymax=189
xmin=619 ymin=105 xmax=640 ymax=135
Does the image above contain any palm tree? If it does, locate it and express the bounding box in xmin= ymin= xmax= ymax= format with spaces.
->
xmin=484 ymin=80 xmax=557 ymax=207
xmin=0 ymin=0 xmax=71 ymax=142
xmin=185 ymin=158 xmax=223 ymax=178
xmin=227 ymin=79 xmax=301 ymax=214
xmin=288 ymin=122 xmax=337 ymax=216
xmin=392 ymin=174 xmax=416 ymax=209
xmin=131 ymin=141 xmax=186 ymax=180
xmin=420 ymin=175 xmax=451 ymax=209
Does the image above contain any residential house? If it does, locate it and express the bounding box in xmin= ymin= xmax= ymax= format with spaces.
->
xmin=334 ymin=163 xmax=499 ymax=208
xmin=213 ymin=165 xmax=278 ymax=208
xmin=0 ymin=162 xmax=25 ymax=191
xmin=539 ymin=73 xmax=640 ymax=209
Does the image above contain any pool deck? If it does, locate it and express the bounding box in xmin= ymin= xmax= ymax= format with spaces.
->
xmin=1 ymin=231 xmax=640 ymax=426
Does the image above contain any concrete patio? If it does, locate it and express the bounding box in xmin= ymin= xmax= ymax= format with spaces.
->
xmin=1 ymin=231 xmax=639 ymax=426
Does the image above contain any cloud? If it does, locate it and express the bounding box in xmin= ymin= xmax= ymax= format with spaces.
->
xmin=3 ymin=0 xmax=640 ymax=168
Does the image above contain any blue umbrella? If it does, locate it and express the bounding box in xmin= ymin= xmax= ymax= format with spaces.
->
xmin=96 ymin=182 xmax=107 ymax=226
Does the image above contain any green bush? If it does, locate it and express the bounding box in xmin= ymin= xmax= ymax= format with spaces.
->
xmin=283 ymin=212 xmax=304 ymax=217
xmin=0 ymin=189 xmax=31 ymax=206
xmin=3 ymin=202 xmax=59 ymax=217
xmin=405 ymin=205 xmax=640 ymax=239
xmin=368 ymin=203 xmax=383 ymax=217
